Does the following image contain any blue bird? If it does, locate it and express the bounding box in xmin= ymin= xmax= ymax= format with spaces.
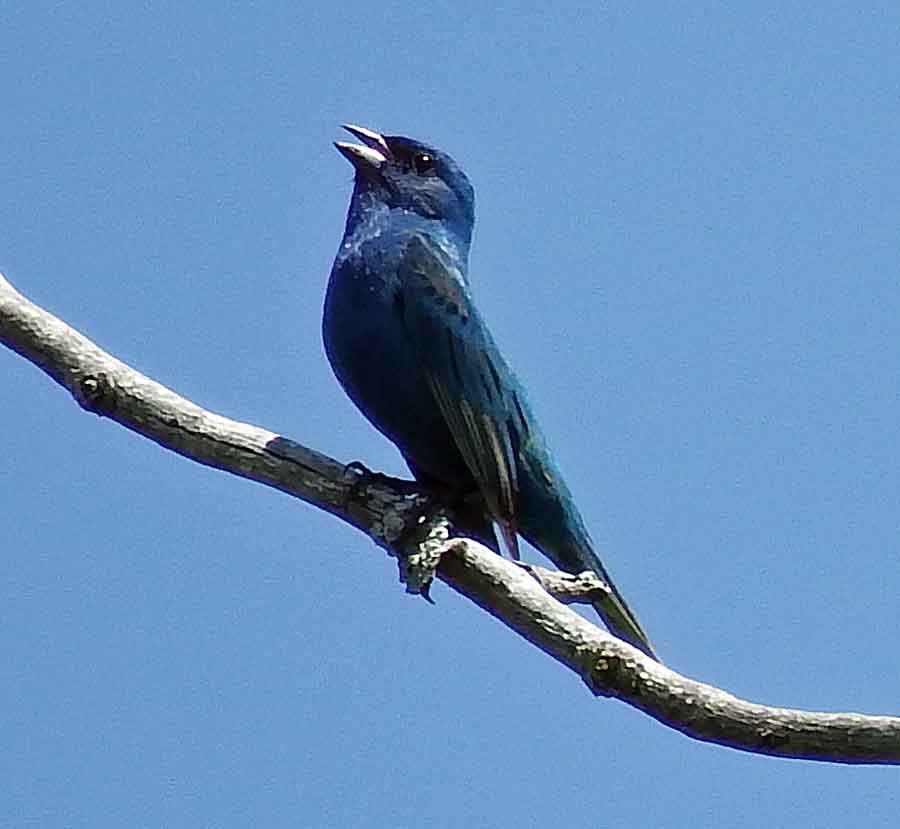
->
xmin=324 ymin=124 xmax=655 ymax=659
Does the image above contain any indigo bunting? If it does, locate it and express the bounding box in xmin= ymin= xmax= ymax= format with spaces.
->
xmin=324 ymin=124 xmax=655 ymax=659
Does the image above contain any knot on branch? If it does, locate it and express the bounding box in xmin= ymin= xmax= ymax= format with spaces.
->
xmin=76 ymin=372 xmax=116 ymax=415
xmin=584 ymin=649 xmax=650 ymax=699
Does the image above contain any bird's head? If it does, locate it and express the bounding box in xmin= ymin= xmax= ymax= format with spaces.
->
xmin=335 ymin=124 xmax=475 ymax=247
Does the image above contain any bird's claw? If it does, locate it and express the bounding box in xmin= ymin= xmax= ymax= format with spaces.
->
xmin=342 ymin=460 xmax=420 ymax=508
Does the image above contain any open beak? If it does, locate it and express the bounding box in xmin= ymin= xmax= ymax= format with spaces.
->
xmin=334 ymin=123 xmax=392 ymax=170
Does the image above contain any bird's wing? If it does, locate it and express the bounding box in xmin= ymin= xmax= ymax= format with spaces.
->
xmin=395 ymin=235 xmax=656 ymax=659
xmin=396 ymin=233 xmax=524 ymax=555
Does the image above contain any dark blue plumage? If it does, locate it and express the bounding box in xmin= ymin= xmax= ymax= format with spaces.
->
xmin=324 ymin=124 xmax=655 ymax=658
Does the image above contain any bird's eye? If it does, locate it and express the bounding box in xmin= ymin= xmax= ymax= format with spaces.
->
xmin=412 ymin=152 xmax=434 ymax=174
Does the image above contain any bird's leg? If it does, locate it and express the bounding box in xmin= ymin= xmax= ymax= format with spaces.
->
xmin=447 ymin=489 xmax=502 ymax=555
xmin=403 ymin=463 xmax=501 ymax=554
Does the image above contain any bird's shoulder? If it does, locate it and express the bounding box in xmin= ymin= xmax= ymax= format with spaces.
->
xmin=395 ymin=231 xmax=474 ymax=324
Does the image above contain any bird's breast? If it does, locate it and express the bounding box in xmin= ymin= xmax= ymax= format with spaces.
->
xmin=323 ymin=235 xmax=471 ymax=488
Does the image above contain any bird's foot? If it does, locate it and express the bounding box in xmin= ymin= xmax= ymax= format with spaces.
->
xmin=341 ymin=462 xmax=449 ymax=601
xmin=342 ymin=460 xmax=422 ymax=508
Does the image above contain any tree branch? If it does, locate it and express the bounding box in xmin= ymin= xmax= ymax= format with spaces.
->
xmin=2 ymin=270 xmax=899 ymax=765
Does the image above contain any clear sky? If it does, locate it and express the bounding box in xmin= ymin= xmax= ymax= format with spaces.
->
xmin=3 ymin=3 xmax=899 ymax=826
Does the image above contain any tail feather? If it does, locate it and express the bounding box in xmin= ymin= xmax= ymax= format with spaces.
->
xmin=515 ymin=473 xmax=657 ymax=659
xmin=589 ymin=575 xmax=656 ymax=660
xmin=556 ymin=537 xmax=657 ymax=660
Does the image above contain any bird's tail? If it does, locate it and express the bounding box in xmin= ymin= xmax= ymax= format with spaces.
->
xmin=584 ymin=558 xmax=657 ymax=660
xmin=515 ymin=472 xmax=657 ymax=659
xmin=549 ymin=536 xmax=657 ymax=660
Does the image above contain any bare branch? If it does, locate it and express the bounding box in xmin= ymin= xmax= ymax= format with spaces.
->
xmin=3 ymin=270 xmax=899 ymax=765
xmin=0 ymin=271 xmax=423 ymax=544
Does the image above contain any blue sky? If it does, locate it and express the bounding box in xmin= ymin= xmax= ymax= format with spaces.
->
xmin=3 ymin=2 xmax=899 ymax=826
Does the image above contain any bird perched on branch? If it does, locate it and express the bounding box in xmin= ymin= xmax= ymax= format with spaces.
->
xmin=323 ymin=124 xmax=656 ymax=659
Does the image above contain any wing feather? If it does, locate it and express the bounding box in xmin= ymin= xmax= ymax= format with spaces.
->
xmin=397 ymin=234 xmax=523 ymax=553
